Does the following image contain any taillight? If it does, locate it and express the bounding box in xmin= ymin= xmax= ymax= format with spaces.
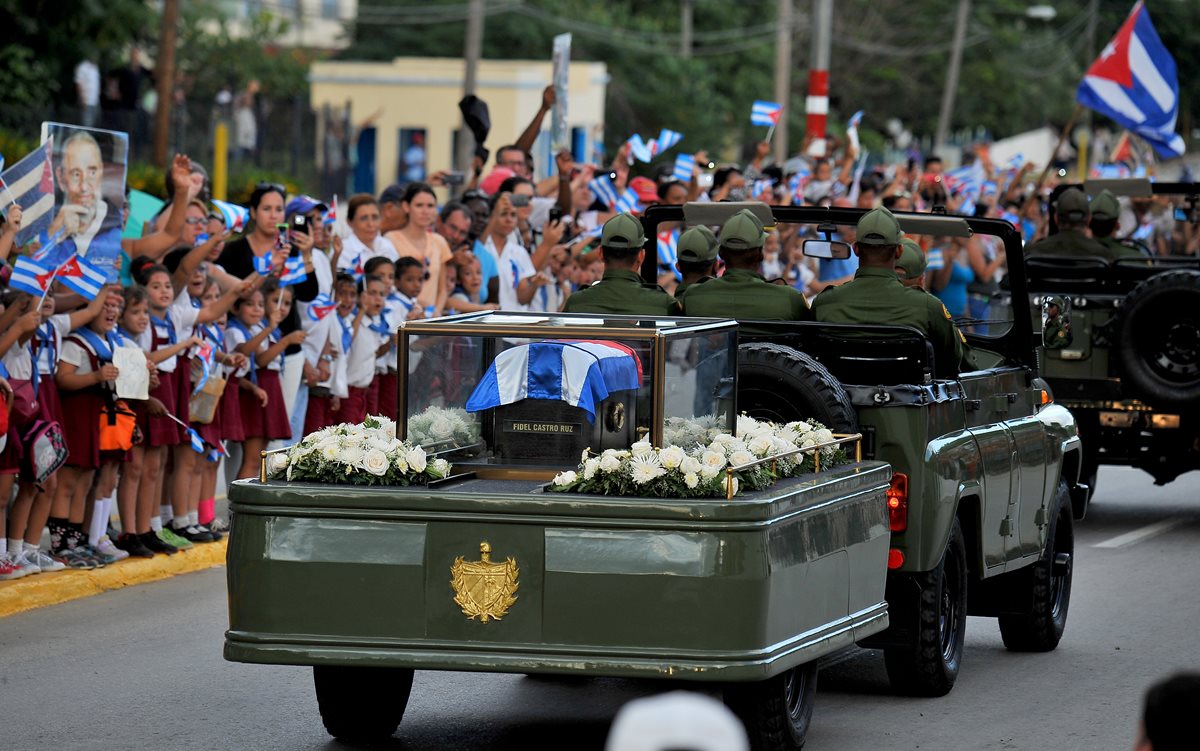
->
xmin=887 ymin=472 xmax=909 ymax=533
xmin=888 ymin=548 xmax=905 ymax=569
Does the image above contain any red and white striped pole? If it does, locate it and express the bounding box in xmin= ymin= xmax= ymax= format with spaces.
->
xmin=806 ymin=0 xmax=833 ymax=157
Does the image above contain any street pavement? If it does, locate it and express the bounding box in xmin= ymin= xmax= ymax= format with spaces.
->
xmin=2 ymin=465 xmax=1197 ymax=751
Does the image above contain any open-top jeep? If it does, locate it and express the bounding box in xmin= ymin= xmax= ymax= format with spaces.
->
xmin=1029 ymin=179 xmax=1200 ymax=493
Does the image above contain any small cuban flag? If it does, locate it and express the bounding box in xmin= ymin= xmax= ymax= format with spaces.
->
xmin=191 ymin=341 xmax=215 ymax=395
xmin=654 ymin=128 xmax=683 ymax=155
xmin=588 ymin=174 xmax=620 ymax=209
xmin=324 ymin=194 xmax=338 ymax=226
xmin=751 ymin=179 xmax=775 ymax=200
xmin=672 ymin=154 xmax=695 ymax=182
xmin=279 ymin=255 xmax=307 ymax=287
xmin=56 ymin=254 xmax=107 ymax=300
xmin=253 ymin=253 xmax=273 ymax=276
xmin=187 ymin=426 xmax=207 ymax=454
xmin=626 ymin=133 xmax=653 ymax=164
xmin=30 ymin=228 xmax=67 ymax=264
xmin=751 ymin=100 xmax=783 ymax=127
xmin=206 ymin=441 xmax=228 ymax=464
xmin=846 ymin=110 xmax=864 ymax=154
xmin=614 ymin=188 xmax=642 ymax=215
xmin=306 ymin=292 xmax=337 ymax=322
xmin=212 ymin=199 xmax=249 ymax=233
xmin=465 ymin=341 xmax=643 ymax=422
xmin=657 ymin=230 xmax=681 ymax=281
xmin=9 ymin=255 xmax=56 ymax=297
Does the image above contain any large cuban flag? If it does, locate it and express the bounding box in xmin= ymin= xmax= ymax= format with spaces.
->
xmin=465 ymin=341 xmax=642 ymax=422
xmin=1076 ymin=1 xmax=1184 ymax=158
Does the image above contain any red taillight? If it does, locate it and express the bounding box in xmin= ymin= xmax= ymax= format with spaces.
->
xmin=887 ymin=472 xmax=909 ymax=533
xmin=888 ymin=548 xmax=905 ymax=569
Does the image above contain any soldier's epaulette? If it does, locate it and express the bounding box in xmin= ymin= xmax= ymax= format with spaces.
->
xmin=766 ymin=277 xmax=789 ymax=286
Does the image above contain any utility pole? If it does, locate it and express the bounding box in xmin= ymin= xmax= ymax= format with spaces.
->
xmin=456 ymin=0 xmax=485 ymax=176
xmin=680 ymin=0 xmax=694 ymax=59
xmin=805 ymin=0 xmax=832 ymax=157
xmin=934 ymin=0 xmax=971 ymax=156
xmin=772 ymin=0 xmax=793 ymax=161
xmin=152 ymin=0 xmax=179 ymax=168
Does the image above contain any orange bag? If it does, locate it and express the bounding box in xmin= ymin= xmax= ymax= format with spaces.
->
xmin=99 ymin=399 xmax=138 ymax=452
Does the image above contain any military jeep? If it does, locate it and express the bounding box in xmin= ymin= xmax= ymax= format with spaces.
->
xmin=1030 ymin=179 xmax=1200 ymax=492
xmin=643 ymin=202 xmax=1086 ymax=698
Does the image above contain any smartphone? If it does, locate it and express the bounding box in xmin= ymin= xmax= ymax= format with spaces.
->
xmin=1174 ymin=207 xmax=1190 ymax=222
xmin=549 ymin=206 xmax=563 ymax=224
xmin=443 ymin=170 xmax=466 ymax=186
xmin=275 ymin=223 xmax=289 ymax=251
xmin=291 ymin=213 xmax=308 ymax=234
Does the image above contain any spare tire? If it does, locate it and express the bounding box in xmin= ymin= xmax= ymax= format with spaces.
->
xmin=737 ymin=342 xmax=857 ymax=431
xmin=1116 ymin=269 xmax=1200 ymax=408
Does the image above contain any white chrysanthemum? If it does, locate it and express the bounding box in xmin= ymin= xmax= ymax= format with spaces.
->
xmin=429 ymin=416 xmax=454 ymax=439
xmin=736 ymin=414 xmax=760 ymax=435
xmin=406 ymin=446 xmax=427 ymax=473
xmin=813 ymin=428 xmax=834 ymax=444
xmin=393 ymin=453 xmax=409 ymax=473
xmin=791 ymin=420 xmax=813 ymax=434
xmin=363 ymin=449 xmax=390 ymax=476
xmin=581 ymin=448 xmax=591 ymax=464
xmin=659 ymin=445 xmax=686 ymax=469
xmin=631 ymin=440 xmax=653 ymax=457
xmin=748 ymin=434 xmax=775 ymax=457
xmin=599 ymin=453 xmax=623 ymax=473
xmin=431 ymin=458 xmax=451 ymax=478
xmin=729 ymin=449 xmax=755 ymax=467
xmin=775 ymin=426 xmax=800 ymax=446
xmin=320 ymin=443 xmax=341 ymax=462
xmin=683 ymin=472 xmax=700 ymax=489
xmin=629 ymin=454 xmax=666 ymax=484
xmin=680 ymin=455 xmax=703 ymax=475
xmin=339 ymin=444 xmax=365 ymax=467
xmin=701 ymin=450 xmax=726 ymax=469
xmin=553 ymin=470 xmax=578 ymax=486
xmin=582 ymin=457 xmax=600 ymax=480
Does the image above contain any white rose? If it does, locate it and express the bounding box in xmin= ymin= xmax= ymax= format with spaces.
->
xmin=430 ymin=416 xmax=454 ymax=439
xmin=680 ymin=455 xmax=703 ymax=475
xmin=683 ymin=472 xmax=699 ymax=489
xmin=631 ymin=440 xmax=653 ymax=458
xmin=659 ymin=446 xmax=686 ymax=469
xmin=711 ymin=433 xmax=738 ymax=449
xmin=267 ymin=452 xmax=289 ymax=476
xmin=813 ymin=428 xmax=834 ymax=444
xmin=430 ymin=458 xmax=451 ymax=478
xmin=406 ymin=446 xmax=427 ymax=473
xmin=700 ymin=450 xmax=725 ymax=469
xmin=729 ymin=450 xmax=755 ymax=467
xmin=748 ymin=434 xmax=775 ymax=457
xmin=599 ymin=453 xmax=623 ymax=473
xmin=553 ymin=470 xmax=578 ymax=487
xmin=582 ymin=457 xmax=600 ymax=480
xmin=700 ymin=464 xmax=720 ymax=480
xmin=581 ymin=448 xmax=591 ymax=465
xmin=728 ymin=476 xmax=740 ymax=496
xmin=363 ymin=449 xmax=390 ymax=476
xmin=792 ymin=420 xmax=813 ymax=434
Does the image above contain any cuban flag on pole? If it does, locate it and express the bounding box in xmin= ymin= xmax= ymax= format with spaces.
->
xmin=324 ymin=194 xmax=338 ymax=226
xmin=306 ymin=292 xmax=337 ymax=322
xmin=211 ymin=199 xmax=249 ymax=233
xmin=1076 ymin=1 xmax=1184 ymax=158
xmin=1 ymin=138 xmax=55 ymax=249
xmin=657 ymin=230 xmax=681 ymax=281
xmin=751 ymin=100 xmax=783 ymax=127
xmin=464 ymin=341 xmax=642 ymax=422
xmin=56 ymin=254 xmax=107 ymax=300
xmin=252 ymin=253 xmax=273 ymax=276
xmin=654 ymin=129 xmax=683 ymax=156
xmin=672 ymin=153 xmax=696 ymax=182
xmin=9 ymin=255 xmax=56 ymax=297
xmin=613 ymin=188 xmax=642 ymax=215
xmin=279 ymin=255 xmax=307 ymax=287
xmin=846 ymin=110 xmax=864 ymax=154
xmin=588 ymin=174 xmax=620 ymax=209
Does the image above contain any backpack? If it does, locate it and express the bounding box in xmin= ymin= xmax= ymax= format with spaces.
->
xmin=20 ymin=419 xmax=68 ymax=486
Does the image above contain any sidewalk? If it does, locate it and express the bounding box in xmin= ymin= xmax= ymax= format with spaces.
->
xmin=0 ymin=539 xmax=228 ymax=618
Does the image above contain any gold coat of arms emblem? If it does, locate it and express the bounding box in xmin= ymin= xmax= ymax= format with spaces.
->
xmin=450 ymin=541 xmax=519 ymax=623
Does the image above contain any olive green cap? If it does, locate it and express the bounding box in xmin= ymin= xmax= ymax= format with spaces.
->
xmin=719 ymin=209 xmax=767 ymax=251
xmin=896 ymin=238 xmax=926 ymax=279
xmin=1055 ymin=187 xmax=1090 ymax=220
xmin=601 ymin=212 xmax=646 ymax=250
xmin=1090 ymin=189 xmax=1120 ymax=221
xmin=856 ymin=207 xmax=903 ymax=246
xmin=677 ymin=225 xmax=719 ymax=263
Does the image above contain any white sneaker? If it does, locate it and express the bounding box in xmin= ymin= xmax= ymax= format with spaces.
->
xmin=0 ymin=554 xmax=26 ymax=581
xmin=27 ymin=549 xmax=66 ymax=573
xmin=11 ymin=551 xmax=42 ymax=577
xmin=95 ymin=536 xmax=129 ymax=562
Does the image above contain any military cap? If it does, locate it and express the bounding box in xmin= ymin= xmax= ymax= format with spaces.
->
xmin=1055 ymin=187 xmax=1090 ymax=221
xmin=856 ymin=207 xmax=903 ymax=246
xmin=719 ymin=209 xmax=767 ymax=251
xmin=896 ymin=238 xmax=927 ymax=279
xmin=677 ymin=225 xmax=719 ymax=263
xmin=602 ymin=212 xmax=646 ymax=250
xmin=1090 ymin=189 xmax=1120 ymax=221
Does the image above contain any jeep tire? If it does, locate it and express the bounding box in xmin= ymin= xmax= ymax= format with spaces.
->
xmin=313 ymin=665 xmax=413 ymax=742
xmin=1116 ymin=269 xmax=1200 ymax=408
xmin=999 ymin=481 xmax=1074 ymax=651
xmin=724 ymin=662 xmax=819 ymax=751
xmin=884 ymin=518 xmax=968 ymax=697
xmin=736 ymin=343 xmax=858 ymax=431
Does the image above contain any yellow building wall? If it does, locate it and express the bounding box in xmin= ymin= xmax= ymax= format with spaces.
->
xmin=310 ymin=57 xmax=609 ymax=189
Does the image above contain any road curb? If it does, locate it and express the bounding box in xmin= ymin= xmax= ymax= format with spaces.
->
xmin=0 ymin=539 xmax=228 ymax=619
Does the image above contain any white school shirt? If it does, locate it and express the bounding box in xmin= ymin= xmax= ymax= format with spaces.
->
xmin=492 ymin=236 xmax=536 ymax=312
xmin=381 ymin=292 xmax=420 ymax=373
xmin=60 ymin=329 xmax=136 ymax=389
xmin=295 ymin=251 xmax=334 ymax=321
xmin=224 ymin=321 xmax=283 ymax=377
xmin=33 ymin=313 xmax=71 ymax=376
xmin=337 ymin=233 xmax=398 ymax=272
xmin=299 ymin=313 xmax=348 ymax=398
xmin=1 ymin=336 xmax=35 ymax=381
xmin=136 ymin=293 xmax=200 ymax=373
xmin=346 ymin=316 xmax=388 ymax=389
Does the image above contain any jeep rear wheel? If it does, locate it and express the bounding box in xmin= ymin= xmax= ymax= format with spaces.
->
xmin=999 ymin=481 xmax=1074 ymax=651
xmin=884 ymin=518 xmax=968 ymax=697
xmin=1116 ymin=269 xmax=1200 ymax=408
xmin=724 ymin=662 xmax=819 ymax=751
xmin=736 ymin=343 xmax=857 ymax=431
xmin=313 ymin=665 xmax=413 ymax=742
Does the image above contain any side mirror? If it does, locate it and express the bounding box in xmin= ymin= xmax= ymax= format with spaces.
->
xmin=803 ymin=239 xmax=852 ymax=260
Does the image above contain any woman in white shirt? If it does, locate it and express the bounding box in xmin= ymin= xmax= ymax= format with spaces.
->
xmin=337 ymin=194 xmax=398 ymax=276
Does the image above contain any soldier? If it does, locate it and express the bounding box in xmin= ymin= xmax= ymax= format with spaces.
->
xmin=680 ymin=209 xmax=810 ymax=331
xmin=1042 ymin=295 xmax=1072 ymax=349
xmin=562 ymin=212 xmax=681 ymax=315
xmin=1025 ymin=187 xmax=1114 ymax=261
xmin=673 ymin=225 xmax=719 ymax=297
xmin=811 ymin=207 xmax=966 ymax=377
xmin=896 ymin=237 xmax=927 ymax=289
xmin=1089 ymin=189 xmax=1148 ymax=261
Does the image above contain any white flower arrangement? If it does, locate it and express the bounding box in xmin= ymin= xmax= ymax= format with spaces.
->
xmin=406 ymin=406 xmax=481 ymax=451
xmin=548 ymin=415 xmax=849 ymax=498
xmin=268 ymin=415 xmax=452 ymax=486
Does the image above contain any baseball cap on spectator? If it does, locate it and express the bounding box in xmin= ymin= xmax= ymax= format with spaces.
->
xmin=896 ymin=238 xmax=927 ymax=279
xmin=286 ymin=195 xmax=328 ymax=219
xmin=1090 ymin=189 xmax=1120 ymax=221
xmin=630 ymin=176 xmax=659 ymax=206
xmin=677 ymin=225 xmax=719 ymax=264
xmin=379 ymin=183 xmax=406 ymax=206
xmin=601 ymin=212 xmax=646 ymax=250
xmin=604 ymin=692 xmax=749 ymax=751
xmin=856 ymin=207 xmax=903 ymax=246
xmin=480 ymin=167 xmax=516 ymax=196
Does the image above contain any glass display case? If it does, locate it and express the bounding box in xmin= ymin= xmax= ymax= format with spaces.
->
xmin=398 ymin=312 xmax=738 ymax=475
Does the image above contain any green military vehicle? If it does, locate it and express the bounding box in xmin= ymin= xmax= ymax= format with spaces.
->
xmin=224 ymin=204 xmax=1083 ymax=750
xmin=1029 ymin=180 xmax=1200 ymax=493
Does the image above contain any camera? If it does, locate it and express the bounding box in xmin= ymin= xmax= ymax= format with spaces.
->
xmin=443 ymin=170 xmax=466 ymax=187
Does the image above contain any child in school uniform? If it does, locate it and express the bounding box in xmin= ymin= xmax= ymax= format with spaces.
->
xmin=227 ymin=278 xmax=305 ymax=479
xmin=300 ymin=278 xmax=351 ymax=435
xmin=340 ymin=274 xmax=390 ymax=424
xmin=365 ymin=257 xmax=401 ymax=420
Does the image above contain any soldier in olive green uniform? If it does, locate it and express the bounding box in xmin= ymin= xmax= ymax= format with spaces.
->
xmin=1025 ymin=187 xmax=1116 ymax=261
xmin=673 ymin=225 xmax=719 ymax=297
xmin=811 ymin=207 xmax=966 ymax=377
xmin=896 ymin=237 xmax=927 ymax=289
xmin=680 ymin=209 xmax=810 ymax=332
xmin=563 ymin=212 xmax=681 ymax=316
xmin=1089 ymin=189 xmax=1148 ymax=262
xmin=1042 ymin=295 xmax=1072 ymax=349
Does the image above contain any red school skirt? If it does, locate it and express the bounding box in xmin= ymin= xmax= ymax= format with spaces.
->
xmin=239 ymin=368 xmax=291 ymax=441
xmin=340 ymin=385 xmax=369 ymax=425
xmin=375 ymin=370 xmax=398 ymax=421
xmin=61 ymin=389 xmax=105 ymax=469
xmin=35 ymin=374 xmax=65 ymax=424
xmin=221 ymin=377 xmax=245 ymax=443
xmin=303 ymin=392 xmax=342 ymax=434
